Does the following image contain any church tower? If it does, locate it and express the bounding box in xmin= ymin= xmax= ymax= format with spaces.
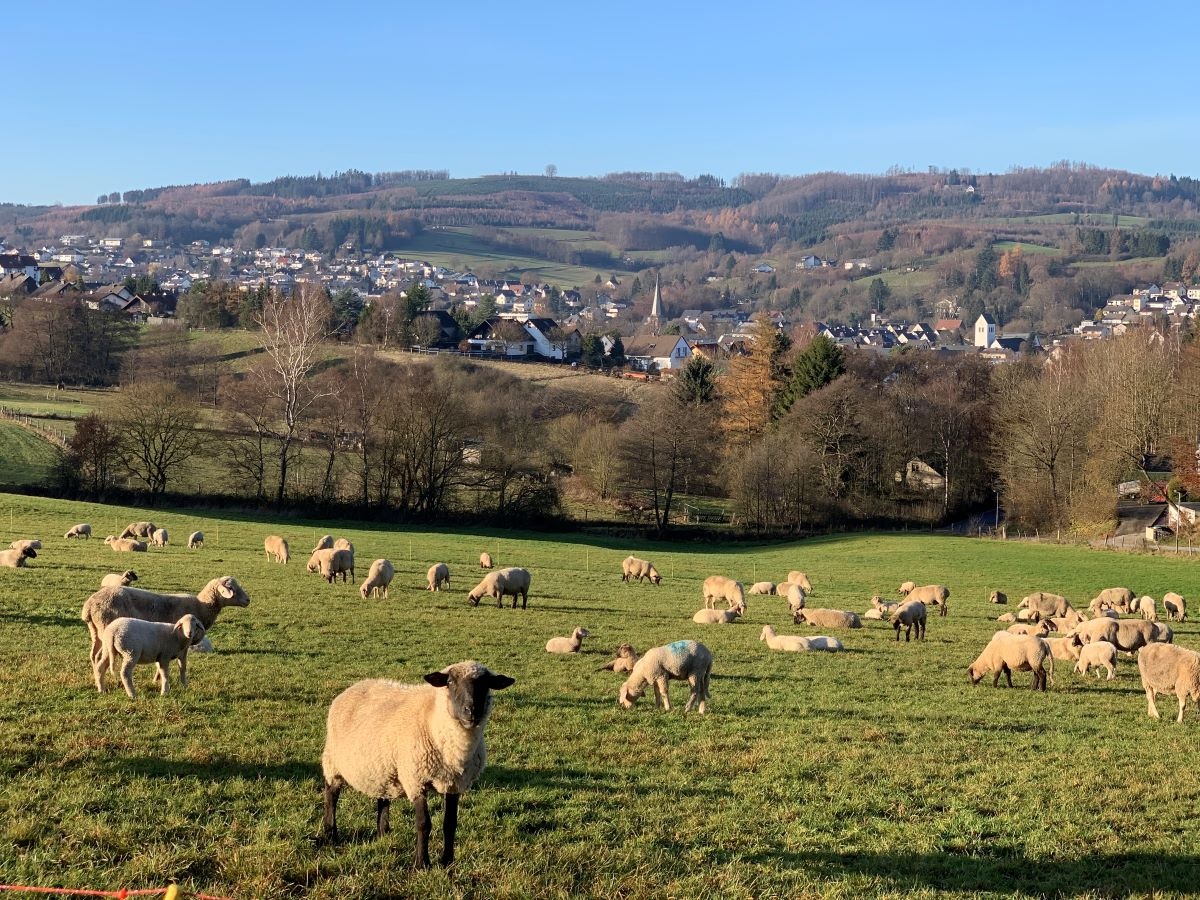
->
xmin=647 ymin=274 xmax=663 ymax=334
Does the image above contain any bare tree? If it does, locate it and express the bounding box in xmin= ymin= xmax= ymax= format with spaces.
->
xmin=116 ymin=384 xmax=204 ymax=500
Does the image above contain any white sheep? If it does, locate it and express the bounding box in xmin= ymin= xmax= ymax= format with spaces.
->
xmin=748 ymin=581 xmax=776 ymax=595
xmin=0 ymin=546 xmax=36 ymax=568
xmin=897 ymin=580 xmax=917 ymax=596
xmin=890 ymin=599 xmax=927 ymax=642
xmin=1138 ymin=642 xmax=1200 ymax=721
xmin=308 ymin=548 xmax=355 ymax=584
xmin=545 ymin=627 xmax=589 ymax=653
xmin=759 ymin=625 xmax=843 ymax=652
xmin=8 ymin=539 xmax=41 ymax=553
xmin=119 ymin=522 xmax=155 ymax=540
xmin=264 ymin=535 xmax=290 ymax=564
xmin=320 ymin=661 xmax=515 ymax=868
xmin=1044 ymin=636 xmax=1081 ymax=663
xmin=1150 ymin=622 xmax=1174 ymax=644
xmin=1068 ymin=617 xmax=1119 ymax=647
xmin=100 ymin=570 xmax=138 ymax=588
xmin=618 ymin=640 xmax=712 ymax=714
xmin=64 ymin=524 xmax=92 ymax=540
xmin=702 ymin=575 xmax=745 ymax=610
xmin=863 ymin=608 xmax=885 ymax=620
xmin=149 ymin=528 xmax=168 ymax=548
xmin=598 ymin=643 xmax=639 ymax=673
xmin=1137 ymin=596 xmax=1158 ymax=621
xmin=996 ymin=612 xmax=1016 ymax=623
xmin=427 ymin=563 xmax=451 ymax=592
xmin=1075 ymin=640 xmax=1118 ymax=680
xmin=794 ymin=608 xmax=861 ymax=629
xmin=989 ymin=590 xmax=1008 ymax=604
xmin=360 ymin=559 xmax=396 ymax=599
xmin=692 ymin=605 xmax=743 ymax=625
xmin=479 ymin=551 xmax=494 ymax=569
xmin=94 ymin=614 xmax=206 ymax=699
xmin=1089 ymin=587 xmax=1135 ymax=615
xmin=785 ymin=571 xmax=813 ymax=593
xmin=187 ymin=531 xmax=204 ymax=549
xmin=870 ymin=595 xmax=900 ymax=614
xmin=785 ymin=583 xmax=807 ymax=614
xmin=903 ymin=584 xmax=950 ymax=617
xmin=313 ymin=535 xmax=334 ymax=552
xmin=333 ymin=538 xmax=354 ymax=554
xmin=1163 ymin=592 xmax=1187 ymax=622
xmin=968 ymin=632 xmax=1051 ymax=690
xmin=621 ymin=555 xmax=662 ymax=584
xmin=1007 ymin=621 xmax=1052 ymax=637
xmin=467 ymin=566 xmax=532 ymax=609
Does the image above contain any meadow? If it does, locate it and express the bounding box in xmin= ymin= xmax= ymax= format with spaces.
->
xmin=1 ymin=493 xmax=1200 ymax=898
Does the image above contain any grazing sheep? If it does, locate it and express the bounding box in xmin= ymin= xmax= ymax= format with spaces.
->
xmin=793 ymin=608 xmax=861 ymax=629
xmin=1113 ymin=619 xmax=1170 ymax=654
xmin=360 ymin=559 xmax=396 ymax=599
xmin=693 ymin=605 xmax=743 ymax=625
xmin=749 ymin=581 xmax=777 ymax=596
xmin=621 ymin=555 xmax=662 ymax=585
xmin=1089 ymin=588 xmax=1135 ymax=616
xmin=1098 ymin=608 xmax=1120 ymax=619
xmin=333 ymin=538 xmax=354 ymax=554
xmin=1075 ymin=640 xmax=1118 ymax=680
xmin=427 ymin=563 xmax=451 ymax=592
xmin=702 ymin=575 xmax=745 ymax=610
xmin=1007 ymin=621 xmax=1052 ymax=637
xmin=989 ymin=590 xmax=1008 ymax=604
xmin=119 ymin=522 xmax=155 ymax=540
xmin=890 ymin=599 xmax=927 ymax=642
xmin=308 ymin=548 xmax=355 ymax=584
xmin=785 ymin=583 xmax=807 ymax=614
xmin=321 ymin=661 xmax=515 ymax=868
xmin=467 ymin=567 xmax=532 ymax=609
xmin=1138 ymin=643 xmax=1200 ymax=721
xmin=101 ymin=570 xmax=138 ymax=588
xmin=996 ymin=612 xmax=1016 ymax=623
xmin=1137 ymin=596 xmax=1158 ymax=621
xmin=187 ymin=531 xmax=204 ymax=549
xmin=785 ymin=571 xmax=813 ymax=593
xmin=598 ymin=643 xmax=639 ymax=673
xmin=1044 ymin=636 xmax=1081 ymax=663
xmin=618 ymin=640 xmax=712 ymax=714
xmin=64 ymin=524 xmax=92 ymax=540
xmin=479 ymin=552 xmax=493 ymax=569
xmin=1163 ymin=592 xmax=1187 ymax=622
xmin=81 ymin=576 xmax=250 ymax=668
xmin=0 ymin=546 xmax=36 ymax=568
xmin=897 ymin=580 xmax=917 ymax=596
xmin=94 ymin=614 xmax=206 ymax=699
xmin=1018 ymin=591 xmax=1074 ymax=620
xmin=1150 ymin=622 xmax=1174 ymax=644
xmin=546 ymin=627 xmax=589 ymax=653
xmin=968 ymin=632 xmax=1052 ymax=690
xmin=9 ymin=539 xmax=42 ymax=553
xmin=904 ymin=584 xmax=950 ymax=617
xmin=313 ymin=535 xmax=334 ymax=552
xmin=759 ymin=625 xmax=843 ymax=652
xmin=1068 ymin=617 xmax=1119 ymax=648
xmin=264 ymin=535 xmax=290 ymax=564
xmin=150 ymin=528 xmax=168 ymax=548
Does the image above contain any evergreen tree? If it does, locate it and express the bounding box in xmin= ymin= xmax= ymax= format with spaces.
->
xmin=673 ymin=354 xmax=717 ymax=404
xmin=777 ymin=334 xmax=846 ymax=416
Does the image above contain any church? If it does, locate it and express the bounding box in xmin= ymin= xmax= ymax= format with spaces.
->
xmin=623 ymin=276 xmax=693 ymax=372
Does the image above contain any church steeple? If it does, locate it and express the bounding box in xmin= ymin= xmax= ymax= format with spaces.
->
xmin=647 ymin=274 xmax=663 ymax=333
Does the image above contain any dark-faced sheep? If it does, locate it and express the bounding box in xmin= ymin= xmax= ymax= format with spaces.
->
xmin=968 ymin=632 xmax=1051 ymax=691
xmin=890 ymin=599 xmax=926 ymax=642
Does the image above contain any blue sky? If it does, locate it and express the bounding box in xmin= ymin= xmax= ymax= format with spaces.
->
xmin=6 ymin=0 xmax=1200 ymax=206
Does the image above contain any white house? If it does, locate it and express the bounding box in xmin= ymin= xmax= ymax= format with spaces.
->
xmin=625 ymin=334 xmax=692 ymax=371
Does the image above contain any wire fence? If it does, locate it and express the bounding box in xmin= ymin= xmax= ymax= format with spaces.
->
xmin=0 ymin=407 xmax=69 ymax=450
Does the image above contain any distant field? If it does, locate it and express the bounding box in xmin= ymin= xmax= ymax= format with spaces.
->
xmin=502 ymin=227 xmax=616 ymax=253
xmin=1073 ymin=256 xmax=1168 ymax=269
xmin=992 ymin=240 xmax=1063 ymax=256
xmin=975 ymin=213 xmax=1152 ymax=228
xmin=0 ymin=422 xmax=59 ymax=486
xmin=860 ymin=266 xmax=940 ymax=292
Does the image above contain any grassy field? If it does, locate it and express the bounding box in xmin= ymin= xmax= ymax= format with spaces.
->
xmin=991 ymin=241 xmax=1063 ymax=256
xmin=0 ymin=423 xmax=59 ymax=486
xmin=2 ymin=493 xmax=1200 ymax=898
xmin=394 ymin=228 xmax=617 ymax=287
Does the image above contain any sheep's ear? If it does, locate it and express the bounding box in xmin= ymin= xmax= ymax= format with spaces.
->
xmin=217 ymin=579 xmax=235 ymax=599
xmin=486 ymin=673 xmax=515 ymax=690
xmin=424 ymin=672 xmax=451 ymax=687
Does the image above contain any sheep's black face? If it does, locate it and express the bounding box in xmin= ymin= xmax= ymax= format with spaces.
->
xmin=23 ymin=548 xmax=36 ymax=559
xmin=426 ymin=664 xmax=515 ymax=728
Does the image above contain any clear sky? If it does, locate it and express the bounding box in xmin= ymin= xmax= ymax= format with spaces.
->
xmin=7 ymin=0 xmax=1200 ymax=207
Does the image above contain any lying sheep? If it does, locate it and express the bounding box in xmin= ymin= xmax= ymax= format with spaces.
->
xmin=702 ymin=575 xmax=745 ymax=610
xmin=863 ymin=608 xmax=885 ymax=620
xmin=1016 ymin=607 xmax=1040 ymax=622
xmin=793 ymin=608 xmax=861 ymax=629
xmin=308 ymin=548 xmax=355 ymax=584
xmin=785 ymin=583 xmax=807 ymax=614
xmin=989 ymin=590 xmax=1008 ymax=604
xmin=360 ymin=559 xmax=396 ymax=599
xmin=479 ymin=552 xmax=494 ymax=569
xmin=749 ymin=581 xmax=777 ymax=596
xmin=64 ymin=524 xmax=92 ymax=540
xmin=0 ymin=546 xmax=36 ymax=568
xmin=1138 ymin=642 xmax=1200 ymax=721
xmin=759 ymin=625 xmax=842 ymax=652
xmin=1089 ymin=587 xmax=1134 ymax=616
xmin=9 ymin=539 xmax=42 ymax=553
xmin=426 ymin=563 xmax=450 ymax=592
xmin=785 ymin=571 xmax=813 ymax=593
xmin=618 ymin=640 xmax=711 ymax=714
xmin=890 ymin=599 xmax=927 ymax=642
xmin=101 ymin=570 xmax=138 ymax=588
xmin=321 ymin=661 xmax=515 ymax=868
xmin=264 ymin=535 xmax=290 ymax=564
xmin=1007 ymin=621 xmax=1052 ymax=637
xmin=187 ymin=531 xmax=204 ymax=549
xmin=1075 ymin=640 xmax=1118 ymax=680
xmin=546 ymin=627 xmax=589 ymax=653
xmin=693 ymin=605 xmax=743 ymax=625
xmin=968 ymin=632 xmax=1051 ymax=691
xmin=1018 ymin=591 xmax=1073 ymax=620
xmin=598 ymin=644 xmax=639 ymax=673
xmin=313 ymin=535 xmax=334 ymax=552
xmin=996 ymin=612 xmax=1016 ymax=623
xmin=150 ymin=528 xmax=168 ymax=548
xmin=621 ymin=555 xmax=662 ymax=585
xmin=1163 ymin=592 xmax=1187 ymax=622
xmin=467 ymin=567 xmax=532 ymax=609
xmin=119 ymin=522 xmax=155 ymax=540
xmin=871 ymin=595 xmax=899 ymax=614
xmin=904 ymin=584 xmax=950 ymax=617
xmin=1137 ymin=596 xmax=1158 ymax=621
xmin=94 ymin=614 xmax=206 ymax=699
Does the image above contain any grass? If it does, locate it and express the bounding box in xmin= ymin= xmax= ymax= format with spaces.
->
xmin=2 ymin=492 xmax=1200 ymax=897
xmin=991 ymin=241 xmax=1062 ymax=256
xmin=394 ymin=228 xmax=618 ymax=287
xmin=0 ymin=423 xmax=59 ymax=486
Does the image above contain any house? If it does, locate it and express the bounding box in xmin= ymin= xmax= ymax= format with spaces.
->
xmin=522 ymin=317 xmax=580 ymax=360
xmin=0 ymin=273 xmax=38 ymax=296
xmin=624 ymin=333 xmax=692 ymax=372
xmin=897 ymin=459 xmax=946 ymax=492
xmin=0 ymin=252 xmax=39 ymax=281
xmin=753 ymin=263 xmax=775 ymax=274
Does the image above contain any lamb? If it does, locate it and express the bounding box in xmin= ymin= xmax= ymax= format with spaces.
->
xmin=598 ymin=644 xmax=639 ymax=673
xmin=479 ymin=552 xmax=493 ymax=569
xmin=1007 ymin=621 xmax=1052 ymax=637
xmin=360 ymin=559 xmax=396 ymax=599
xmin=545 ymin=627 xmax=589 ymax=653
xmin=1068 ymin=617 xmax=1119 ymax=647
xmin=150 ymin=528 xmax=168 ymax=548
xmin=904 ymin=584 xmax=950 ymax=617
xmin=64 ymin=524 xmax=92 ymax=540
xmin=1136 ymin=596 xmax=1158 ymax=621
xmin=321 ymin=661 xmax=515 ymax=869
xmin=759 ymin=625 xmax=843 ymax=652
xmin=333 ymin=538 xmax=354 ymax=554
xmin=1075 ymin=640 xmax=1118 ymax=680
xmin=1044 ymin=636 xmax=1081 ymax=662
xmin=785 ymin=571 xmax=813 ymax=593
xmin=890 ymin=599 xmax=927 ymax=642
xmin=897 ymin=580 xmax=917 ymax=596
xmin=81 ymin=575 xmax=251 ymax=668
xmin=1089 ymin=587 xmax=1135 ymax=615
xmin=0 ymin=546 xmax=36 ymax=568
xmin=618 ymin=640 xmax=711 ymax=714
xmin=863 ymin=608 xmax=885 ymax=620
xmin=187 ymin=531 xmax=204 ymax=549
xmin=9 ymin=539 xmax=42 ymax=553
xmin=1163 ymin=592 xmax=1187 ymax=622
xmin=748 ymin=581 xmax=777 ymax=595
xmin=785 ymin=583 xmax=807 ymax=614
xmin=692 ymin=605 xmax=743 ymax=625
xmin=308 ymin=548 xmax=355 ymax=584
xmin=702 ymin=575 xmax=745 ymax=610
xmin=989 ymin=590 xmax=1008 ymax=604
xmin=101 ymin=570 xmax=138 ymax=588
xmin=996 ymin=612 xmax=1016 ymax=623
xmin=467 ymin=566 xmax=532 ymax=609
xmin=94 ymin=614 xmax=206 ymax=699
xmin=264 ymin=535 xmax=290 ymax=564
xmin=119 ymin=522 xmax=155 ymax=540
xmin=1018 ymin=591 xmax=1074 ymax=620
xmin=870 ymin=595 xmax=899 ymax=614
xmin=313 ymin=535 xmax=334 ymax=552
xmin=1047 ymin=610 xmax=1086 ymax=633
xmin=793 ymin=608 xmax=861 ymax=629
xmin=1137 ymin=643 xmax=1200 ymax=721
xmin=427 ymin=562 xmax=451 ymax=592
xmin=1016 ymin=607 xmax=1040 ymax=622
xmin=968 ymin=632 xmax=1052 ymax=691
xmin=621 ymin=555 xmax=662 ymax=585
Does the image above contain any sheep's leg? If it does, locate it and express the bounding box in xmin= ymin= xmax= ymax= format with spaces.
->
xmin=178 ymin=651 xmax=188 ymax=689
xmin=440 ymin=792 xmax=459 ymax=867
xmin=991 ymin=668 xmax=1002 ymax=688
xmin=655 ymin=677 xmax=670 ymax=711
xmin=376 ymin=798 xmax=391 ymax=836
xmin=521 ymin=590 xmax=527 ymax=610
xmin=321 ymin=776 xmax=343 ymax=842
xmin=684 ymin=676 xmax=699 ymax=712
xmin=1146 ymin=688 xmax=1161 ymax=719
xmin=413 ymin=791 xmax=432 ymax=869
xmin=119 ymin=658 xmax=137 ymax=699
xmin=1105 ymin=664 xmax=1114 ymax=681
xmin=93 ymin=654 xmax=106 ymax=693
xmin=157 ymin=661 xmax=171 ymax=696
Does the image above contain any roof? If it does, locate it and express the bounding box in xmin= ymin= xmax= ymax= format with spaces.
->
xmin=625 ymin=333 xmax=688 ymax=357
xmin=976 ymin=312 xmax=997 ymax=325
xmin=934 ymin=318 xmax=963 ymax=331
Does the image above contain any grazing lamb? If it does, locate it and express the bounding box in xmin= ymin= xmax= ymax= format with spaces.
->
xmin=759 ymin=625 xmax=843 ymax=652
xmin=187 ymin=531 xmax=204 ymax=549
xmin=968 ymin=632 xmax=1052 ymax=691
xmin=989 ymin=590 xmax=1008 ymax=604
xmin=785 ymin=571 xmax=813 ymax=593
xmin=904 ymin=584 xmax=950 ymax=617
xmin=1163 ymin=592 xmax=1187 ymax=622
xmin=897 ymin=580 xmax=917 ymax=596
xmin=598 ymin=644 xmax=639 ymax=673
xmin=467 ymin=567 xmax=532 ymax=609
xmin=313 ymin=535 xmax=334 ymax=552
xmin=1137 ymin=596 xmax=1158 ymax=621
xmin=333 ymin=538 xmax=354 ymax=554
xmin=1068 ymin=617 xmax=1119 ymax=648
xmin=1089 ymin=588 xmax=1135 ymax=616
xmin=119 ymin=522 xmax=155 ymax=540
xmin=321 ymin=661 xmax=515 ymax=869
xmin=545 ymin=627 xmax=589 ymax=653
xmin=785 ymin=583 xmax=807 ymax=614
xmin=1007 ymin=621 xmax=1052 ymax=637
xmin=1044 ymin=636 xmax=1081 ymax=663
xmin=264 ymin=535 xmax=290 ymax=564
xmin=618 ymin=640 xmax=712 ymax=714
xmin=890 ymin=599 xmax=927 ymax=642
xmin=479 ymin=552 xmax=494 ymax=569
xmin=749 ymin=581 xmax=777 ymax=596
xmin=308 ymin=548 xmax=355 ymax=584
xmin=1018 ymin=592 xmax=1074 ymax=620
xmin=150 ymin=528 xmax=168 ymax=548
xmin=702 ymin=575 xmax=745 ymax=610
xmin=1138 ymin=643 xmax=1200 ymax=721
xmin=64 ymin=524 xmax=92 ymax=540
xmin=693 ymin=605 xmax=743 ymax=625
xmin=793 ymin=608 xmax=861 ymax=629
xmin=101 ymin=570 xmax=138 ymax=588
xmin=0 ymin=546 xmax=36 ymax=568
xmin=94 ymin=614 xmax=206 ymax=699
xmin=427 ymin=563 xmax=451 ymax=592
xmin=621 ymin=555 xmax=662 ymax=584
xmin=360 ymin=559 xmax=396 ymax=599
xmin=1075 ymin=640 xmax=1118 ymax=680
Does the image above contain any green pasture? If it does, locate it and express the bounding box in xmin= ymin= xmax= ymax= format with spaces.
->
xmin=2 ymin=492 xmax=1200 ymax=898
xmin=973 ymin=213 xmax=1152 ymax=228
xmin=991 ymin=241 xmax=1062 ymax=256
xmin=395 ymin=228 xmax=617 ymax=287
xmin=0 ymin=423 xmax=59 ymax=486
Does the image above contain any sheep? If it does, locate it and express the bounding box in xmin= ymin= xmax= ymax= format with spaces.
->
xmin=360 ymin=559 xmax=396 ymax=599
xmin=748 ymin=581 xmax=776 ymax=596
xmin=897 ymin=580 xmax=917 ymax=596
xmin=81 ymin=575 xmax=251 ymax=669
xmin=693 ymin=605 xmax=743 ymax=625
xmin=1113 ymin=619 xmax=1170 ymax=654
xmin=150 ymin=528 xmax=168 ymax=548
xmin=187 ymin=531 xmax=204 ymax=549
xmin=759 ymin=625 xmax=843 ymax=652
xmin=1046 ymin=610 xmax=1086 ymax=633
xmin=479 ymin=552 xmax=494 ymax=569
xmin=1138 ymin=643 xmax=1200 ymax=721
xmin=1098 ymin=607 xmax=1120 ymax=619
xmin=313 ymin=535 xmax=334 ymax=552
xmin=119 ymin=522 xmax=155 ymax=540
xmin=1137 ymin=596 xmax=1158 ymax=621
xmin=996 ymin=612 xmax=1016 ymax=623
xmin=1016 ymin=607 xmax=1040 ymax=622
xmin=467 ymin=566 xmax=532 ymax=609
xmin=989 ymin=590 xmax=1008 ymax=604
xmin=598 ymin=644 xmax=639 ymax=673
xmin=621 ymin=555 xmax=662 ymax=585
xmin=793 ymin=608 xmax=861 ymax=629
xmin=1007 ymin=621 xmax=1052 ymax=637
xmin=890 ymin=599 xmax=927 ymax=642
xmin=1075 ymin=640 xmax=1118 ymax=680
xmin=101 ymin=570 xmax=138 ymax=588
xmin=94 ymin=614 xmax=206 ymax=699
xmin=968 ymin=632 xmax=1052 ymax=691
xmin=618 ymin=640 xmax=711 ymax=714
xmin=0 ymin=546 xmax=36 ymax=568
xmin=1163 ymin=592 xmax=1187 ymax=623
xmin=904 ymin=584 xmax=950 ymax=617
xmin=785 ymin=583 xmax=807 ymax=614
xmin=333 ymin=538 xmax=354 ymax=554
xmin=320 ymin=661 xmax=515 ymax=868
xmin=702 ymin=575 xmax=745 ymax=610
xmin=1150 ymin=622 xmax=1174 ymax=644
xmin=264 ymin=535 xmax=290 ymax=564
xmin=1089 ymin=587 xmax=1135 ymax=616
xmin=545 ymin=627 xmax=589 ymax=653
xmin=64 ymin=524 xmax=92 ymax=540
xmin=1068 ymin=617 xmax=1119 ymax=648
xmin=863 ymin=608 xmax=885 ymax=620
xmin=308 ymin=548 xmax=355 ymax=584
xmin=9 ymin=539 xmax=42 ymax=553
xmin=785 ymin=571 xmax=813 ymax=593
xmin=1044 ymin=636 xmax=1081 ymax=663
xmin=1018 ymin=591 xmax=1074 ymax=620
xmin=426 ymin=563 xmax=451 ymax=592
xmin=870 ymin=595 xmax=900 ymax=614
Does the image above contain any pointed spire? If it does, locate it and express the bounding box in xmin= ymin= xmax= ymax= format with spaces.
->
xmin=648 ymin=273 xmax=662 ymax=334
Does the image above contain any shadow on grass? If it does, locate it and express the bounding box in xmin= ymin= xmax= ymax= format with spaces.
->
xmin=101 ymin=754 xmax=316 ymax=784
xmin=483 ymin=765 xmax=727 ymax=799
xmin=0 ymin=612 xmax=78 ymax=628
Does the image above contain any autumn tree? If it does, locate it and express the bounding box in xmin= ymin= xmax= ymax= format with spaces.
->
xmin=721 ymin=318 xmax=789 ymax=446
